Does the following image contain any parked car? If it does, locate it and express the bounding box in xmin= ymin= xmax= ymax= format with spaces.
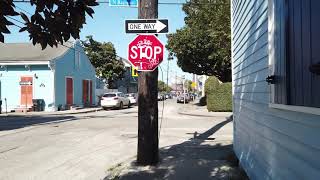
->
xmin=101 ymin=92 xmax=130 ymax=109
xmin=177 ymin=93 xmax=190 ymax=103
xmin=158 ymin=93 xmax=165 ymax=101
xmin=165 ymin=93 xmax=173 ymax=99
xmin=189 ymin=93 xmax=197 ymax=101
xmin=126 ymin=93 xmax=138 ymax=105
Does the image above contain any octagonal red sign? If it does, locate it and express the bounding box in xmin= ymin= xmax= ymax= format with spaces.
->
xmin=128 ymin=35 xmax=164 ymax=71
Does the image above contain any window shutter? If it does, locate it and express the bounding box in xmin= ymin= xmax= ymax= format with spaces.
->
xmin=268 ymin=0 xmax=288 ymax=104
xmin=287 ymin=0 xmax=320 ymax=108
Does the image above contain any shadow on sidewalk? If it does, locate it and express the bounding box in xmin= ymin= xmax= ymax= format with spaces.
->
xmin=0 ymin=115 xmax=79 ymax=131
xmin=105 ymin=115 xmax=248 ymax=180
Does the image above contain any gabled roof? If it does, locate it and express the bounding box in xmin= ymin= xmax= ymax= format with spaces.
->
xmin=117 ymin=57 xmax=132 ymax=67
xmin=0 ymin=42 xmax=72 ymax=64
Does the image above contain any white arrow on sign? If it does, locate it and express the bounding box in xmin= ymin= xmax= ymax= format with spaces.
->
xmin=154 ymin=20 xmax=167 ymax=33
xmin=128 ymin=20 xmax=167 ymax=33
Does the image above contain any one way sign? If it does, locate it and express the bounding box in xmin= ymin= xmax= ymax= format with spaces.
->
xmin=125 ymin=19 xmax=169 ymax=34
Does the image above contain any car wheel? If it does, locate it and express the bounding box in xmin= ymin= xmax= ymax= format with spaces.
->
xmin=103 ymin=107 xmax=108 ymax=110
xmin=119 ymin=102 xmax=123 ymax=109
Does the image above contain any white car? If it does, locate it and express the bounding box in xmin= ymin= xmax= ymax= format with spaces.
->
xmin=126 ymin=93 xmax=137 ymax=105
xmin=101 ymin=92 xmax=131 ymax=109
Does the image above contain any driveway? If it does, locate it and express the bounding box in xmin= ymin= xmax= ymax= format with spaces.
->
xmin=0 ymin=99 xmax=233 ymax=180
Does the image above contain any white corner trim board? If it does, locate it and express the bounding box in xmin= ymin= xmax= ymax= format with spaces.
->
xmin=269 ymin=103 xmax=320 ymax=116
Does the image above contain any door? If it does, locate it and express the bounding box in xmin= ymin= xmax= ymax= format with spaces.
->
xmin=20 ymin=77 xmax=33 ymax=106
xmin=66 ymin=78 xmax=73 ymax=105
xmin=82 ymin=80 xmax=88 ymax=105
xmin=89 ymin=80 xmax=93 ymax=105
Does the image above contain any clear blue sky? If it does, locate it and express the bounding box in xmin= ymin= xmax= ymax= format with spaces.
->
xmin=5 ymin=1 xmax=193 ymax=84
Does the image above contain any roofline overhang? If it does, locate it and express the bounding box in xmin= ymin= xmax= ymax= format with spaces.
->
xmin=0 ymin=61 xmax=50 ymax=65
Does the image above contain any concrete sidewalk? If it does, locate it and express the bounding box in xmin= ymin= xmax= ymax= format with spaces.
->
xmin=178 ymin=100 xmax=232 ymax=118
xmin=104 ymin=105 xmax=247 ymax=180
xmin=0 ymin=107 xmax=102 ymax=117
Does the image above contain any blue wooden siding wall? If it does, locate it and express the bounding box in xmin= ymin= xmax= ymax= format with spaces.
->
xmin=54 ymin=41 xmax=96 ymax=107
xmin=0 ymin=65 xmax=54 ymax=111
xmin=231 ymin=0 xmax=320 ymax=179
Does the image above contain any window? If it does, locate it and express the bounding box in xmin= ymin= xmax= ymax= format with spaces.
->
xmin=269 ymin=0 xmax=320 ymax=108
xmin=103 ymin=93 xmax=116 ymax=98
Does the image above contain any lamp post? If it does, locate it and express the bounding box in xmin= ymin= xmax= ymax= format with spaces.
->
xmin=182 ymin=75 xmax=186 ymax=104
xmin=166 ymin=53 xmax=174 ymax=93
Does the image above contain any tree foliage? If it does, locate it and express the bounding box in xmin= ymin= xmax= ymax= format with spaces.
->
xmin=158 ymin=80 xmax=172 ymax=92
xmin=81 ymin=36 xmax=126 ymax=87
xmin=1 ymin=0 xmax=98 ymax=49
xmin=186 ymin=80 xmax=193 ymax=92
xmin=166 ymin=0 xmax=231 ymax=82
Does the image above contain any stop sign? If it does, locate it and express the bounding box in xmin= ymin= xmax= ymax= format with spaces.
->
xmin=128 ymin=35 xmax=164 ymax=71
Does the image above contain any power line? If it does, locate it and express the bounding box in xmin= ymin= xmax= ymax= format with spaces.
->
xmin=12 ymin=0 xmax=228 ymax=6
xmin=6 ymin=16 xmax=24 ymax=28
xmin=6 ymin=6 xmax=128 ymax=61
xmin=15 ymin=5 xmax=32 ymax=15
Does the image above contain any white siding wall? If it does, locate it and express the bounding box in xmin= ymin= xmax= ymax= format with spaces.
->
xmin=231 ymin=0 xmax=320 ymax=179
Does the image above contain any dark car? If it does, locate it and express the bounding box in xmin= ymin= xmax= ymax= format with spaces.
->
xmin=158 ymin=94 xmax=165 ymax=101
xmin=177 ymin=94 xmax=189 ymax=103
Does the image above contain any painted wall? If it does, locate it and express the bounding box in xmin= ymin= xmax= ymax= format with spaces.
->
xmin=54 ymin=41 xmax=96 ymax=108
xmin=231 ymin=0 xmax=320 ymax=179
xmin=0 ymin=65 xmax=54 ymax=112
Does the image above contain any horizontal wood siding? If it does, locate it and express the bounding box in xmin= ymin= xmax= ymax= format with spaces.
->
xmin=231 ymin=0 xmax=320 ymax=179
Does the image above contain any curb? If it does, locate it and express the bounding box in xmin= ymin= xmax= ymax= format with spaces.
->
xmin=178 ymin=111 xmax=232 ymax=118
xmin=0 ymin=108 xmax=103 ymax=117
xmin=50 ymin=108 xmax=103 ymax=116
xmin=178 ymin=106 xmax=233 ymax=118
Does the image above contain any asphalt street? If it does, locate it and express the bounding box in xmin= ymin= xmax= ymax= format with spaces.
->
xmin=0 ymin=99 xmax=233 ymax=180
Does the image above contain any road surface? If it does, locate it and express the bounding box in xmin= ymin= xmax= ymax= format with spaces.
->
xmin=0 ymin=99 xmax=232 ymax=180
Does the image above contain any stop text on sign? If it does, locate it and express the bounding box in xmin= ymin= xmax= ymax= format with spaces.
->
xmin=130 ymin=44 xmax=162 ymax=60
xmin=128 ymin=35 xmax=164 ymax=71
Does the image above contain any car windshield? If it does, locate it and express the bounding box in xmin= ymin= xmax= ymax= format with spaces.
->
xmin=103 ymin=94 xmax=116 ymax=97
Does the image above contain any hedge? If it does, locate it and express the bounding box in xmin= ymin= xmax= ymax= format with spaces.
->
xmin=205 ymin=76 xmax=232 ymax=112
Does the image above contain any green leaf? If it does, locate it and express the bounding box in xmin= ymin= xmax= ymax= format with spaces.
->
xmin=19 ymin=27 xmax=28 ymax=32
xmin=20 ymin=13 xmax=30 ymax=23
xmin=85 ymin=7 xmax=94 ymax=18
xmin=0 ymin=33 xmax=4 ymax=42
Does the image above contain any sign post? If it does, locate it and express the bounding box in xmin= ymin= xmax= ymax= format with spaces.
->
xmin=136 ymin=0 xmax=159 ymax=165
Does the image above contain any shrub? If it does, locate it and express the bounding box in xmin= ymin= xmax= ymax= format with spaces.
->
xmin=205 ymin=77 xmax=232 ymax=112
xmin=199 ymin=96 xmax=207 ymax=106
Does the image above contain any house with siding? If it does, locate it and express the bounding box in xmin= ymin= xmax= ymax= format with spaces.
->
xmin=0 ymin=41 xmax=96 ymax=112
xmin=115 ymin=57 xmax=138 ymax=94
xmin=231 ymin=0 xmax=320 ymax=179
xmin=95 ymin=57 xmax=138 ymax=94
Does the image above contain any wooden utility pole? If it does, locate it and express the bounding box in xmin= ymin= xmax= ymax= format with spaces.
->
xmin=137 ymin=0 xmax=159 ymax=165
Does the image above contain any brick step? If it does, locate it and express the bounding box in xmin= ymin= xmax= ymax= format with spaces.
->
xmin=14 ymin=106 xmax=33 ymax=113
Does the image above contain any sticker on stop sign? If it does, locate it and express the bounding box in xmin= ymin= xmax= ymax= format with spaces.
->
xmin=128 ymin=35 xmax=164 ymax=71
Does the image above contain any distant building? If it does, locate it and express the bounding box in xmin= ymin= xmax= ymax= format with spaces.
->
xmin=95 ymin=57 xmax=138 ymax=104
xmin=0 ymin=41 xmax=96 ymax=112
xmin=197 ymin=75 xmax=208 ymax=97
xmin=114 ymin=57 xmax=138 ymax=94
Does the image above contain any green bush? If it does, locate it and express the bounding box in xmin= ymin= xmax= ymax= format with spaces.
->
xmin=205 ymin=77 xmax=232 ymax=112
xmin=199 ymin=96 xmax=207 ymax=106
